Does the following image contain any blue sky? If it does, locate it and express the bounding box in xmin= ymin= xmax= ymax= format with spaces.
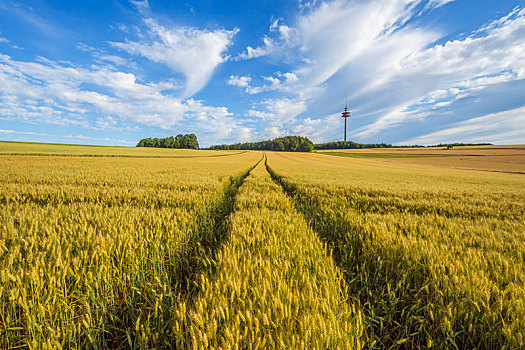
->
xmin=0 ymin=0 xmax=524 ymax=147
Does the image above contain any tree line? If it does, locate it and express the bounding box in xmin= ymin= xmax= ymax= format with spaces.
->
xmin=209 ymin=136 xmax=314 ymax=152
xmin=314 ymin=141 xmax=394 ymax=150
xmin=314 ymin=141 xmax=493 ymax=150
xmin=432 ymin=142 xmax=492 ymax=147
xmin=136 ymin=134 xmax=492 ymax=151
xmin=136 ymin=134 xmax=199 ymax=149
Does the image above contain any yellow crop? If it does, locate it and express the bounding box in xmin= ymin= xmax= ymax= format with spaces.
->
xmin=0 ymin=152 xmax=260 ymax=348
xmin=2 ymin=143 xmax=524 ymax=349
xmin=266 ymin=151 xmax=525 ymax=349
xmin=175 ymin=159 xmax=362 ymax=349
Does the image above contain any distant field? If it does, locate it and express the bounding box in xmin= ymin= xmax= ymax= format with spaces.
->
xmin=1 ymin=142 xmax=523 ymax=348
xmin=317 ymin=151 xmax=450 ymax=158
xmin=0 ymin=140 xmax=243 ymax=157
xmin=317 ymin=145 xmax=525 ymax=174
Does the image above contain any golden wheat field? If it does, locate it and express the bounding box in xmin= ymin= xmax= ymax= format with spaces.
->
xmin=1 ymin=143 xmax=524 ymax=349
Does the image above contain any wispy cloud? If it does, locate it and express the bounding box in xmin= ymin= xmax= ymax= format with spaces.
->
xmin=76 ymin=42 xmax=129 ymax=67
xmin=232 ymin=0 xmax=436 ymax=99
xmin=401 ymin=106 xmax=525 ymax=145
xmin=230 ymin=1 xmax=525 ymax=144
xmin=0 ymin=128 xmax=46 ymax=136
xmin=354 ymin=5 xmax=525 ymax=139
xmin=109 ymin=18 xmax=238 ymax=98
xmin=66 ymin=134 xmax=92 ymax=140
xmin=0 ymin=1 xmax=62 ymax=37
xmin=129 ymin=0 xmax=150 ymax=13
xmin=424 ymin=0 xmax=456 ymax=11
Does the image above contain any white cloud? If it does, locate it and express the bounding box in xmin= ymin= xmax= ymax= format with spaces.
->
xmin=401 ymin=106 xmax=525 ymax=145
xmin=0 ymin=53 xmax=238 ymax=145
xmin=269 ymin=19 xmax=295 ymax=45
xmin=236 ymin=0 xmax=436 ymax=100
xmin=248 ymin=98 xmax=307 ymax=126
xmin=263 ymin=76 xmax=280 ymax=86
xmin=117 ymin=24 xmax=130 ymax=33
xmin=94 ymin=116 xmax=119 ymax=130
xmin=76 ymin=42 xmax=94 ymax=52
xmin=236 ymin=37 xmax=274 ymax=60
xmin=2 ymin=0 xmax=524 ymax=147
xmin=129 ymin=0 xmax=150 ymax=13
xmin=95 ymin=54 xmax=128 ymax=66
xmin=424 ymin=0 xmax=455 ymax=11
xmin=356 ymin=6 xmax=525 ymax=138
xmin=247 ymin=109 xmax=274 ymax=119
xmin=231 ymin=0 xmax=436 ymax=138
xmin=0 ymin=129 xmax=46 ymax=136
xmin=279 ymin=72 xmax=298 ymax=82
xmin=229 ymin=71 xmax=300 ymax=95
xmin=289 ymin=0 xmax=428 ymax=88
xmin=116 ymin=139 xmax=136 ymax=145
xmin=290 ymin=117 xmax=324 ymax=141
xmin=226 ymin=75 xmax=251 ymax=88
xmin=109 ymin=18 xmax=238 ymax=98
xmin=233 ymin=126 xmax=254 ymax=143
xmin=265 ymin=126 xmax=284 ymax=139
xmin=76 ymin=43 xmax=129 ymax=67
xmin=66 ymin=134 xmax=93 ymax=140
xmin=0 ymin=38 xmax=9 ymax=43
xmin=237 ymin=1 xmax=525 ymax=144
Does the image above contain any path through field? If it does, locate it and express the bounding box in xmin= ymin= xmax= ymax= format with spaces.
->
xmin=175 ymin=156 xmax=362 ymax=348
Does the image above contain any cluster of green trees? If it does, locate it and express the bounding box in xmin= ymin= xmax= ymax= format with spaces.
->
xmin=209 ymin=136 xmax=314 ymax=152
xmin=136 ymin=134 xmax=199 ymax=149
xmin=314 ymin=141 xmax=394 ymax=150
xmin=314 ymin=141 xmax=493 ymax=150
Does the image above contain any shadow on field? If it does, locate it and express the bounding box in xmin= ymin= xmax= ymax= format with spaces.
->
xmin=265 ymin=159 xmax=482 ymax=350
xmin=177 ymin=156 xmax=262 ymax=296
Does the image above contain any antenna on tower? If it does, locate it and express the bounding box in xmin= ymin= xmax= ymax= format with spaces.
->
xmin=341 ymin=98 xmax=351 ymax=142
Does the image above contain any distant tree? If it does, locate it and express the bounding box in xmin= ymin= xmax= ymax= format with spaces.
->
xmin=313 ymin=141 xmax=392 ymax=150
xmin=273 ymin=140 xmax=285 ymax=151
xmin=182 ymin=134 xmax=199 ymax=149
xmin=297 ymin=140 xmax=314 ymax=152
xmin=136 ymin=134 xmax=199 ymax=149
xmin=209 ymin=136 xmax=314 ymax=152
xmin=314 ymin=141 xmax=492 ymax=150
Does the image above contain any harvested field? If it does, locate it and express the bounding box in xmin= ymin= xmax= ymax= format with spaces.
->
xmin=317 ymin=145 xmax=525 ymax=173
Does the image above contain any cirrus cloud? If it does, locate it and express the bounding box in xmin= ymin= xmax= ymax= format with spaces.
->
xmin=109 ymin=19 xmax=238 ymax=98
xmin=231 ymin=0 xmax=525 ymax=144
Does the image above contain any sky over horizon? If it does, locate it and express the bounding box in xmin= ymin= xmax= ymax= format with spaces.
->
xmin=0 ymin=0 xmax=524 ymax=147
